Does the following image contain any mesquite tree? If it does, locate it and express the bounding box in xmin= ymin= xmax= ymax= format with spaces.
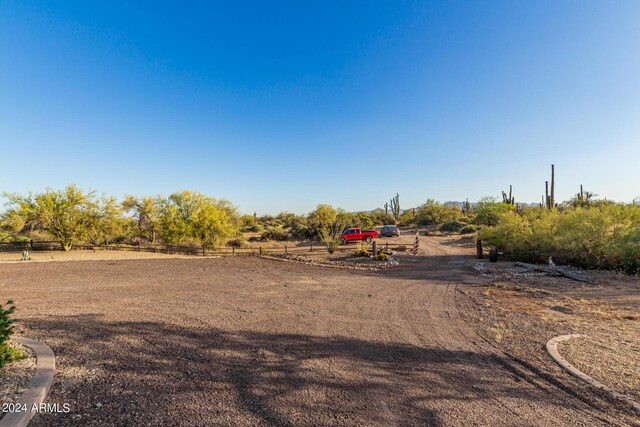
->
xmin=2 ymin=185 xmax=96 ymax=250
xmin=123 ymin=195 xmax=161 ymax=244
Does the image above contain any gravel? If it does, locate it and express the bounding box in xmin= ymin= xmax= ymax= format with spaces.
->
xmin=0 ymin=243 xmax=634 ymax=426
xmin=0 ymin=341 xmax=36 ymax=410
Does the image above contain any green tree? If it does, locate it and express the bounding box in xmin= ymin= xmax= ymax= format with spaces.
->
xmin=86 ymin=196 xmax=129 ymax=245
xmin=308 ymin=204 xmax=348 ymax=253
xmin=472 ymin=197 xmax=515 ymax=226
xmin=123 ymin=195 xmax=162 ymax=243
xmin=159 ymin=191 xmax=238 ymax=248
xmin=2 ymin=185 xmax=96 ymax=250
xmin=414 ymin=199 xmax=457 ymax=225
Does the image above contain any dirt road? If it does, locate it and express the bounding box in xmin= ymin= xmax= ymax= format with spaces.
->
xmin=0 ymin=236 xmax=633 ymax=426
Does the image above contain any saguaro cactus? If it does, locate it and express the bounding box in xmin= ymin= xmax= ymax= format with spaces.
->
xmin=384 ymin=202 xmax=389 ymax=215
xmin=545 ymin=181 xmax=550 ymax=209
xmin=390 ymin=193 xmax=400 ymax=221
xmin=462 ymin=199 xmax=471 ymax=216
xmin=502 ymin=185 xmax=515 ymax=205
xmin=550 ymin=164 xmax=555 ymax=208
xmin=543 ymin=164 xmax=556 ymax=210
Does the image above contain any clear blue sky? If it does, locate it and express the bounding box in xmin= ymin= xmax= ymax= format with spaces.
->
xmin=1 ymin=1 xmax=639 ymax=214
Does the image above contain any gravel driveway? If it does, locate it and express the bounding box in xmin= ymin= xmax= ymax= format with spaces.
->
xmin=0 ymin=238 xmax=632 ymax=426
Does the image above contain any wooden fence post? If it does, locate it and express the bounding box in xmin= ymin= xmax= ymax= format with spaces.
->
xmin=476 ymin=239 xmax=483 ymax=259
xmin=372 ymin=241 xmax=377 ymax=257
xmin=232 ymin=246 xmax=235 ymax=256
xmin=285 ymin=245 xmax=288 ymax=254
xmin=259 ymin=246 xmax=263 ymax=255
xmin=310 ymin=242 xmax=313 ymax=252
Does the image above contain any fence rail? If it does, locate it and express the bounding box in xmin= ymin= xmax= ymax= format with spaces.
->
xmin=0 ymin=240 xmax=412 ymax=257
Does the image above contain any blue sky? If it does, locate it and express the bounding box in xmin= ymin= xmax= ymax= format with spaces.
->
xmin=1 ymin=1 xmax=639 ymax=214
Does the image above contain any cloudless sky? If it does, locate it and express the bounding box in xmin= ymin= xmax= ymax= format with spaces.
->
xmin=1 ymin=1 xmax=639 ymax=214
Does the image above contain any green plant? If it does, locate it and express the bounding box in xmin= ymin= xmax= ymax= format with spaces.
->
xmin=472 ymin=197 xmax=515 ymax=226
xmin=3 ymin=185 xmax=98 ymax=251
xmin=260 ymin=227 xmax=289 ymax=242
xmin=0 ymin=300 xmax=25 ymax=368
xmin=354 ymin=248 xmax=370 ymax=257
xmin=227 ymin=235 xmax=247 ymax=247
xmin=414 ymin=199 xmax=457 ymax=225
xmin=480 ymin=204 xmax=640 ymax=272
xmin=459 ymin=224 xmax=479 ymax=234
xmin=308 ymin=205 xmax=348 ymax=254
xmin=123 ymin=195 xmax=162 ymax=243
xmin=439 ymin=221 xmax=464 ymax=232
xmin=376 ymin=252 xmax=388 ymax=261
xmin=159 ymin=191 xmax=238 ymax=249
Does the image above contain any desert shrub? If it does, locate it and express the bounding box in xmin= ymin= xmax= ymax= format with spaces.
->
xmin=227 ymin=235 xmax=247 ymax=247
xmin=459 ymin=224 xmax=479 ymax=234
xmin=307 ymin=205 xmax=348 ymax=253
xmin=290 ymin=224 xmax=312 ymax=240
xmin=472 ymin=197 xmax=515 ymax=226
xmin=414 ymin=199 xmax=457 ymax=225
xmin=0 ymin=300 xmax=25 ymax=368
xmin=376 ymin=252 xmax=389 ymax=261
xmin=260 ymin=227 xmax=290 ymax=242
xmin=481 ymin=205 xmax=640 ymax=272
xmin=368 ymin=211 xmax=396 ymax=226
xmin=354 ymin=248 xmax=369 ymax=257
xmin=479 ymin=212 xmax=532 ymax=252
xmin=439 ymin=221 xmax=464 ymax=232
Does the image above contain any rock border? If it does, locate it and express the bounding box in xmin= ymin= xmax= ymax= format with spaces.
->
xmin=0 ymin=337 xmax=56 ymax=427
xmin=546 ymin=334 xmax=640 ymax=413
xmin=259 ymin=253 xmax=399 ymax=271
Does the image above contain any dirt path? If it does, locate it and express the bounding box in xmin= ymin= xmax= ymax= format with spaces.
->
xmin=0 ymin=235 xmax=632 ymax=426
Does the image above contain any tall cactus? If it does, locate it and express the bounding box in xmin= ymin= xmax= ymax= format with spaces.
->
xmin=384 ymin=202 xmax=389 ymax=215
xmin=543 ymin=164 xmax=556 ymax=210
xmin=390 ymin=193 xmax=400 ymax=221
xmin=501 ymin=185 xmax=515 ymax=205
xmin=550 ymin=164 xmax=555 ymax=208
xmin=545 ymin=181 xmax=550 ymax=209
xmin=462 ymin=199 xmax=471 ymax=216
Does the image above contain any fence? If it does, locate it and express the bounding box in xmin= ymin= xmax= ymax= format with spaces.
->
xmin=0 ymin=240 xmax=413 ymax=257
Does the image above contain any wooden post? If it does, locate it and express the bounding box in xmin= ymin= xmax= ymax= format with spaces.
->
xmin=476 ymin=238 xmax=483 ymax=259
xmin=285 ymin=245 xmax=288 ymax=254
xmin=202 ymin=246 xmax=206 ymax=256
xmin=259 ymin=246 xmax=263 ymax=255
xmin=310 ymin=242 xmax=313 ymax=252
xmin=232 ymin=246 xmax=235 ymax=255
xmin=372 ymin=241 xmax=377 ymax=257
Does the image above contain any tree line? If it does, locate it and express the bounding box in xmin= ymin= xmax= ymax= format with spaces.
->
xmin=0 ymin=185 xmax=396 ymax=252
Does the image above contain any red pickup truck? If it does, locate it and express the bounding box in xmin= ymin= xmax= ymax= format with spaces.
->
xmin=339 ymin=228 xmax=379 ymax=244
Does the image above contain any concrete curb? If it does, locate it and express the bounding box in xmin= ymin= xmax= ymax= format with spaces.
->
xmin=546 ymin=334 xmax=640 ymax=413
xmin=0 ymin=337 xmax=56 ymax=427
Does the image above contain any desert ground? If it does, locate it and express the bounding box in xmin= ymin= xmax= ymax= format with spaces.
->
xmin=0 ymin=234 xmax=638 ymax=426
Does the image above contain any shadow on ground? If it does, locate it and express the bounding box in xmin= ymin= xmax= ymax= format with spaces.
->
xmin=21 ymin=314 xmax=584 ymax=427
